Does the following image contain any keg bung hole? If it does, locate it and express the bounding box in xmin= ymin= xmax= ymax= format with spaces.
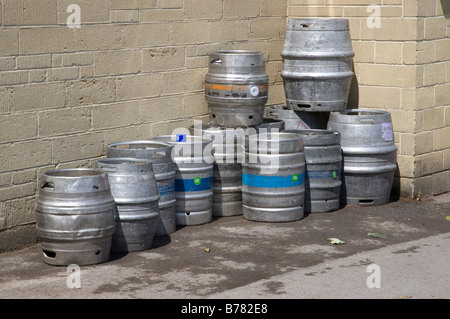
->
xmin=93 ymin=185 xmax=99 ymax=190
xmin=212 ymin=114 xmax=216 ymax=118
xmin=95 ymin=250 xmax=101 ymax=255
xmin=43 ymin=250 xmax=56 ymax=258
xmin=248 ymin=115 xmax=254 ymax=120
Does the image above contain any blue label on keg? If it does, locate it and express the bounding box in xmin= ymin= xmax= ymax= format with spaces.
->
xmin=242 ymin=173 xmax=305 ymax=188
xmin=306 ymin=170 xmax=340 ymax=179
xmin=176 ymin=134 xmax=186 ymax=142
xmin=158 ymin=183 xmax=175 ymax=196
xmin=175 ymin=177 xmax=212 ymax=192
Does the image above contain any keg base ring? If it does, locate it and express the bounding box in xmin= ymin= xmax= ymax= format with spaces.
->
xmin=176 ymin=210 xmax=212 ymax=226
xmin=305 ymin=198 xmax=341 ymax=214
xmin=242 ymin=205 xmax=304 ymax=223
xmin=345 ymin=195 xmax=391 ymax=207
xmin=39 ymin=238 xmax=112 ymax=266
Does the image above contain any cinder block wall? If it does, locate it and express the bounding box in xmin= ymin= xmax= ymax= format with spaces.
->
xmin=0 ymin=0 xmax=287 ymax=252
xmin=288 ymin=0 xmax=450 ymax=200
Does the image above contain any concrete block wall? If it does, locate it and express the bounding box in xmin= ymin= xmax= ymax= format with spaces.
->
xmin=0 ymin=0 xmax=287 ymax=252
xmin=287 ymin=0 xmax=450 ymax=200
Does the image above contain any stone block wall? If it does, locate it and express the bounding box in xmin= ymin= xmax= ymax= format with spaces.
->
xmin=0 ymin=0 xmax=287 ymax=252
xmin=287 ymin=0 xmax=450 ymax=199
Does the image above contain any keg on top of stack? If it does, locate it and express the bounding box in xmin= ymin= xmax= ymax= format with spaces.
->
xmin=273 ymin=17 xmax=397 ymax=208
xmin=205 ymin=50 xmax=269 ymax=128
xmin=202 ymin=50 xmax=310 ymax=222
xmin=267 ymin=18 xmax=355 ymax=131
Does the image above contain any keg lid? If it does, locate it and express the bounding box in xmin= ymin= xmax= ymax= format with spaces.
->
xmin=286 ymin=18 xmax=350 ymax=31
xmin=39 ymin=168 xmax=110 ymax=193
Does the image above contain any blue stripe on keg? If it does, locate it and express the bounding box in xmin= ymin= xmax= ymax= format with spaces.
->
xmin=158 ymin=184 xmax=175 ymax=196
xmin=242 ymin=173 xmax=304 ymax=188
xmin=306 ymin=170 xmax=339 ymax=179
xmin=175 ymin=177 xmax=212 ymax=192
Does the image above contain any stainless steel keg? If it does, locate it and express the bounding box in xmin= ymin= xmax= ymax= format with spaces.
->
xmin=35 ymin=169 xmax=116 ymax=266
xmin=189 ymin=123 xmax=244 ymax=217
xmin=242 ymin=132 xmax=306 ymax=222
xmin=106 ymin=141 xmax=176 ymax=236
xmin=327 ymin=109 xmax=397 ymax=206
xmin=95 ymin=158 xmax=160 ymax=252
xmin=152 ymin=135 xmax=214 ymax=225
xmin=284 ymin=129 xmax=342 ymax=213
xmin=281 ymin=18 xmax=355 ymax=112
xmin=205 ymin=50 xmax=269 ymax=128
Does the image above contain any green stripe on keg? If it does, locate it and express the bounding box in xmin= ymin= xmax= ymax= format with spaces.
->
xmin=242 ymin=173 xmax=304 ymax=188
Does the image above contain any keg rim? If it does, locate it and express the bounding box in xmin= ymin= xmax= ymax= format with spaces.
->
xmin=246 ymin=131 xmax=302 ymax=142
xmin=96 ymin=157 xmax=152 ymax=166
xmin=153 ymin=134 xmax=213 ymax=145
xmin=107 ymin=140 xmax=173 ymax=150
xmin=43 ymin=168 xmax=106 ymax=178
xmin=211 ymin=50 xmax=265 ymax=56
xmin=286 ymin=17 xmax=350 ymax=30
xmin=332 ymin=108 xmax=390 ymax=116
xmin=283 ymin=129 xmax=339 ymax=136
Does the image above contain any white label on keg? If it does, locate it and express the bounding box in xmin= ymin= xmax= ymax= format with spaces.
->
xmin=381 ymin=122 xmax=394 ymax=141
xmin=250 ymin=86 xmax=260 ymax=97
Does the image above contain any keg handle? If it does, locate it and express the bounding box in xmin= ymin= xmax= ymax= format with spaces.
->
xmin=300 ymin=23 xmax=314 ymax=28
xmin=211 ymin=59 xmax=222 ymax=64
xmin=268 ymin=111 xmax=280 ymax=118
xmin=97 ymin=166 xmax=118 ymax=173
xmin=360 ymin=118 xmax=376 ymax=124
xmin=41 ymin=182 xmax=54 ymax=190
xmin=152 ymin=151 xmax=167 ymax=158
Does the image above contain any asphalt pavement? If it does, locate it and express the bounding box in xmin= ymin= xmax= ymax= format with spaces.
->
xmin=0 ymin=193 xmax=449 ymax=301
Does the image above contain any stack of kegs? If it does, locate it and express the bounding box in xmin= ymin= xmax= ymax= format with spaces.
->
xmin=201 ymin=50 xmax=303 ymax=221
xmin=269 ymin=17 xmax=397 ymax=209
xmin=33 ymin=20 xmax=399 ymax=268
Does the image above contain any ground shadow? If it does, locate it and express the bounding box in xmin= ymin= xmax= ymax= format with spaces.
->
xmin=347 ymin=63 xmax=359 ymax=110
xmin=390 ymin=164 xmax=401 ymax=202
